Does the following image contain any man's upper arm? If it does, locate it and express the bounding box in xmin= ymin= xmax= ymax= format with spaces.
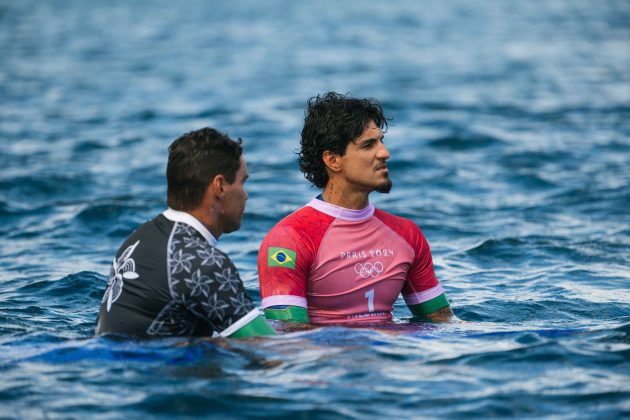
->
xmin=402 ymin=224 xmax=453 ymax=322
xmin=257 ymin=225 xmax=311 ymax=323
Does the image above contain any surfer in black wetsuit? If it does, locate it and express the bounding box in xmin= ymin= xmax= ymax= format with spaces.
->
xmin=95 ymin=128 xmax=276 ymax=338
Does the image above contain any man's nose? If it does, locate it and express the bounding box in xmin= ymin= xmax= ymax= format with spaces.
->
xmin=377 ymin=141 xmax=390 ymax=160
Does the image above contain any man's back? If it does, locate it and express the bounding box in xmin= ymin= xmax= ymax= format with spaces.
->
xmin=97 ymin=210 xmax=257 ymax=337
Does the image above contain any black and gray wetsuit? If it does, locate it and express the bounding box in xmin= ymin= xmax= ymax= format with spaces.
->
xmin=96 ymin=209 xmax=258 ymax=337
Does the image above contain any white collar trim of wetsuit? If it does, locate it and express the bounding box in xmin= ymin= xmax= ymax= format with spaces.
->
xmin=162 ymin=208 xmax=218 ymax=247
xmin=306 ymin=197 xmax=375 ymax=221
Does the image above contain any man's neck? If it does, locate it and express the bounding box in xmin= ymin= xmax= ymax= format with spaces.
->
xmin=188 ymin=207 xmax=222 ymax=239
xmin=321 ymin=183 xmax=370 ymax=210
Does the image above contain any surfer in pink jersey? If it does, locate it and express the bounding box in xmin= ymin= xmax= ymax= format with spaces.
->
xmin=258 ymin=92 xmax=455 ymax=325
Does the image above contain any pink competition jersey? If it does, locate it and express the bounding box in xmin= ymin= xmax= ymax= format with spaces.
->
xmin=258 ymin=198 xmax=445 ymax=324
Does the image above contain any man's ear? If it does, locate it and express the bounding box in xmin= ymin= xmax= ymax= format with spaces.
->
xmin=322 ymin=151 xmax=342 ymax=173
xmin=209 ymin=174 xmax=225 ymax=199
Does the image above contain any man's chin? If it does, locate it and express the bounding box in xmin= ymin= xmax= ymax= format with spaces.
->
xmin=223 ymin=221 xmax=242 ymax=235
xmin=376 ymin=180 xmax=393 ymax=194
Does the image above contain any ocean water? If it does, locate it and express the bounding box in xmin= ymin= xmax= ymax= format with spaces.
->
xmin=1 ymin=0 xmax=629 ymax=418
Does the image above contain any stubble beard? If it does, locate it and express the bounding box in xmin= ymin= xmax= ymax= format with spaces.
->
xmin=376 ymin=178 xmax=393 ymax=194
xmin=222 ymin=208 xmax=244 ymax=234
xmin=224 ymin=218 xmax=241 ymax=234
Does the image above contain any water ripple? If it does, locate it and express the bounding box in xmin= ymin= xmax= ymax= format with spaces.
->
xmin=1 ymin=0 xmax=629 ymax=417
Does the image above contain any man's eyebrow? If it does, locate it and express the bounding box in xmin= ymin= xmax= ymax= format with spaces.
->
xmin=356 ymin=135 xmax=384 ymax=144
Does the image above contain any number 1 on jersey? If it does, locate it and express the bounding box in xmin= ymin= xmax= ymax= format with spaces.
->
xmin=365 ymin=288 xmax=375 ymax=312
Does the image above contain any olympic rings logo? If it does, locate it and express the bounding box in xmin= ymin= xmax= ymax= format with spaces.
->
xmin=354 ymin=262 xmax=384 ymax=278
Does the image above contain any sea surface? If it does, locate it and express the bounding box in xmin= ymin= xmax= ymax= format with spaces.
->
xmin=1 ymin=0 xmax=629 ymax=418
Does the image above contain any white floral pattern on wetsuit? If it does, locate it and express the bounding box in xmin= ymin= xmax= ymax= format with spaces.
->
xmin=146 ymin=222 xmax=254 ymax=336
xmin=102 ymin=240 xmax=140 ymax=312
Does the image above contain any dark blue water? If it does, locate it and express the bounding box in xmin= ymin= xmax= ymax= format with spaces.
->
xmin=1 ymin=0 xmax=629 ymax=417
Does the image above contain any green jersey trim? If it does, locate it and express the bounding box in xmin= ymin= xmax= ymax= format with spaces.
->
xmin=409 ymin=293 xmax=450 ymax=316
xmin=264 ymin=306 xmax=309 ymax=323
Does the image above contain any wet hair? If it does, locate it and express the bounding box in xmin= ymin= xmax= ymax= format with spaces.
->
xmin=298 ymin=92 xmax=389 ymax=188
xmin=167 ymin=127 xmax=242 ymax=211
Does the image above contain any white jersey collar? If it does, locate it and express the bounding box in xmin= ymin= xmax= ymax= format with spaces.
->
xmin=162 ymin=208 xmax=218 ymax=247
xmin=306 ymin=197 xmax=374 ymax=221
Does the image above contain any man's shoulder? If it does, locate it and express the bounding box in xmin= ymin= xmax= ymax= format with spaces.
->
xmin=169 ymin=223 xmax=233 ymax=267
xmin=277 ymin=204 xmax=317 ymax=223
xmin=262 ymin=204 xmax=335 ymax=251
xmin=127 ymin=213 xmax=173 ymax=236
xmin=268 ymin=204 xmax=332 ymax=233
xmin=372 ymin=207 xmax=427 ymax=247
xmin=373 ymin=208 xmax=419 ymax=231
xmin=115 ymin=214 xmax=171 ymax=252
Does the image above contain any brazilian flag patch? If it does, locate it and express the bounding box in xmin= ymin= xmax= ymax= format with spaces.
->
xmin=268 ymin=247 xmax=296 ymax=269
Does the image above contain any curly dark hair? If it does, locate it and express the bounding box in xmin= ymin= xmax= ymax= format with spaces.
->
xmin=298 ymin=92 xmax=389 ymax=188
xmin=167 ymin=127 xmax=242 ymax=211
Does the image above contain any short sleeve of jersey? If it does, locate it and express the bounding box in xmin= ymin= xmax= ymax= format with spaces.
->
xmin=177 ymin=246 xmax=257 ymax=335
xmin=400 ymin=224 xmax=444 ymax=305
xmin=258 ymin=224 xmax=313 ymax=309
